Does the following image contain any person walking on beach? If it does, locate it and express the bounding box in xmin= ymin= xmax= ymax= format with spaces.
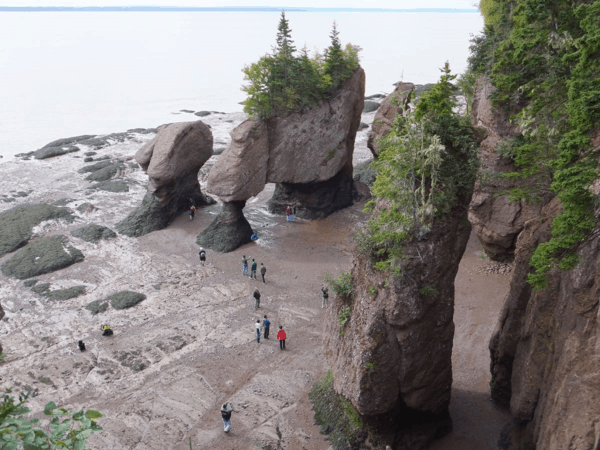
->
xmin=290 ymin=205 xmax=296 ymax=222
xmin=199 ymin=247 xmax=206 ymax=266
xmin=255 ymin=319 xmax=261 ymax=343
xmin=260 ymin=263 xmax=266 ymax=283
xmin=242 ymin=255 xmax=249 ymax=276
xmin=250 ymin=259 xmax=257 ymax=279
xmin=277 ymin=325 xmax=286 ymax=350
xmin=262 ymin=315 xmax=271 ymax=339
xmin=321 ymin=285 xmax=329 ymax=308
xmin=220 ymin=403 xmax=234 ymax=432
xmin=286 ymin=206 xmax=291 ymax=221
xmin=253 ymin=288 xmax=261 ymax=310
xmin=189 ymin=205 xmax=196 ymax=220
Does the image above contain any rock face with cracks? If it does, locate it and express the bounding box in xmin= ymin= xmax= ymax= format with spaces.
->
xmin=367 ymin=82 xmax=414 ymax=158
xmin=196 ymin=201 xmax=253 ymax=253
xmin=324 ymin=192 xmax=473 ymax=447
xmin=468 ymin=78 xmax=553 ymax=261
xmin=488 ymin=197 xmax=600 ymax=450
xmin=204 ymin=68 xmax=365 ymax=251
xmin=117 ymin=121 xmax=215 ymax=237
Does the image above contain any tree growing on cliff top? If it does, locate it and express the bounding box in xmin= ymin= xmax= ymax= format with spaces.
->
xmin=358 ymin=64 xmax=479 ymax=277
xmin=242 ymin=16 xmax=361 ymax=120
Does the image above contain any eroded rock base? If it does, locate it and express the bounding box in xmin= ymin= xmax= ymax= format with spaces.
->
xmin=310 ymin=371 xmax=452 ymax=450
xmin=267 ymin=166 xmax=354 ymax=220
xmin=116 ymin=171 xmax=214 ymax=237
xmin=196 ymin=200 xmax=253 ymax=253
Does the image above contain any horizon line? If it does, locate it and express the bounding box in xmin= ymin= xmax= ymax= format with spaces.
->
xmin=0 ymin=6 xmax=479 ymax=13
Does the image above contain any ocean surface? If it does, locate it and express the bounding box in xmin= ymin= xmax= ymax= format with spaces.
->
xmin=0 ymin=11 xmax=483 ymax=161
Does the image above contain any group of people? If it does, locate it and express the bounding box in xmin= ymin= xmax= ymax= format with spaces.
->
xmin=242 ymin=255 xmax=266 ymax=283
xmin=285 ymin=205 xmax=296 ymax=222
xmin=253 ymin=315 xmax=287 ymax=349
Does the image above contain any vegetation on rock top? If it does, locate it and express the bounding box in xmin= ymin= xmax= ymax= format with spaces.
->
xmin=470 ymin=0 xmax=600 ymax=289
xmin=242 ymin=11 xmax=361 ymax=120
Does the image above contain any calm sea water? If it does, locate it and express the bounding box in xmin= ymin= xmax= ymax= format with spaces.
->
xmin=0 ymin=11 xmax=483 ymax=160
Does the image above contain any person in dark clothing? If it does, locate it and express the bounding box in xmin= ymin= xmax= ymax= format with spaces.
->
xmin=101 ymin=324 xmax=113 ymax=336
xmin=199 ymin=248 xmax=206 ymax=266
xmin=189 ymin=205 xmax=196 ymax=220
xmin=277 ymin=325 xmax=286 ymax=350
xmin=262 ymin=315 xmax=271 ymax=339
xmin=253 ymin=288 xmax=261 ymax=310
xmin=321 ymin=285 xmax=329 ymax=308
xmin=250 ymin=259 xmax=257 ymax=279
xmin=78 ymin=340 xmax=86 ymax=351
xmin=260 ymin=263 xmax=266 ymax=283
xmin=242 ymin=255 xmax=248 ymax=276
xmin=220 ymin=403 xmax=234 ymax=432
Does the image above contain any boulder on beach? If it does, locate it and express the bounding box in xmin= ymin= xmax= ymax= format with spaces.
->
xmin=109 ymin=291 xmax=146 ymax=310
xmin=0 ymin=203 xmax=75 ymax=258
xmin=33 ymin=145 xmax=80 ymax=160
xmin=352 ymin=159 xmax=376 ymax=187
xmin=71 ymin=224 xmax=117 ymax=243
xmin=32 ymin=283 xmax=87 ymax=301
xmin=89 ymin=180 xmax=130 ymax=193
xmin=1 ymin=235 xmax=84 ymax=280
xmin=86 ymin=300 xmax=108 ymax=315
xmin=362 ymin=100 xmax=380 ymax=113
xmin=118 ymin=121 xmax=215 ymax=237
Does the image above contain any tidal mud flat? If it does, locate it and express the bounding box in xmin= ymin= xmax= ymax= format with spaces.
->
xmin=1 ymin=103 xmax=509 ymax=449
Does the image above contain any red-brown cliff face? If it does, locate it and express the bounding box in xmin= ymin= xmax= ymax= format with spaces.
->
xmin=469 ymin=78 xmax=553 ymax=261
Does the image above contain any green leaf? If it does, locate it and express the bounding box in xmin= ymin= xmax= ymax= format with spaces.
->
xmin=85 ymin=410 xmax=102 ymax=420
xmin=43 ymin=402 xmax=57 ymax=415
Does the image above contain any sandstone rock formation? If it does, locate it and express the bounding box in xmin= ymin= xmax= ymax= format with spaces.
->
xmin=367 ymin=82 xmax=414 ymax=157
xmin=489 ymin=196 xmax=600 ymax=449
xmin=201 ymin=68 xmax=365 ymax=252
xmin=469 ymin=78 xmax=553 ymax=261
xmin=324 ymin=194 xmax=473 ymax=447
xmin=117 ymin=121 xmax=215 ymax=237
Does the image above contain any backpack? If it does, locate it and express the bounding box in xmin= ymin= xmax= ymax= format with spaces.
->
xmin=200 ymin=250 xmax=206 ymax=257
xmin=251 ymin=261 xmax=257 ymax=270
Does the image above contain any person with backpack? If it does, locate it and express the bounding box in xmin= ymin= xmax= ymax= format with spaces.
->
xmin=199 ymin=247 xmax=206 ymax=266
xmin=321 ymin=285 xmax=329 ymax=308
xmin=255 ymin=319 xmax=261 ymax=343
xmin=189 ymin=205 xmax=196 ymax=220
xmin=220 ymin=403 xmax=234 ymax=432
xmin=100 ymin=324 xmax=113 ymax=336
xmin=253 ymin=288 xmax=261 ymax=310
xmin=277 ymin=325 xmax=286 ymax=350
xmin=260 ymin=263 xmax=267 ymax=283
xmin=250 ymin=259 xmax=257 ymax=279
xmin=242 ymin=255 xmax=248 ymax=276
xmin=262 ymin=315 xmax=271 ymax=339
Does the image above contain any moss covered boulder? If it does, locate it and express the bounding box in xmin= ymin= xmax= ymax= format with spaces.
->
xmin=1 ymin=235 xmax=84 ymax=279
xmin=109 ymin=291 xmax=146 ymax=310
xmin=84 ymin=162 xmax=126 ymax=182
xmin=353 ymin=160 xmax=376 ymax=187
xmin=86 ymin=300 xmax=108 ymax=315
xmin=71 ymin=224 xmax=117 ymax=243
xmin=88 ymin=180 xmax=129 ymax=193
xmin=0 ymin=204 xmax=75 ymax=258
xmin=32 ymin=283 xmax=86 ymax=301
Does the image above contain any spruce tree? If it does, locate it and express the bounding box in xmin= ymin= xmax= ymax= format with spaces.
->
xmin=324 ymin=21 xmax=349 ymax=90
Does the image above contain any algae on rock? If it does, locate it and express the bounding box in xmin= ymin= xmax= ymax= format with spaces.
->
xmin=71 ymin=224 xmax=117 ymax=243
xmin=0 ymin=203 xmax=74 ymax=258
xmin=1 ymin=235 xmax=84 ymax=280
xmin=109 ymin=291 xmax=146 ymax=310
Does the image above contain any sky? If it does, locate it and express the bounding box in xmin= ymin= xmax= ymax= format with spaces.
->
xmin=0 ymin=0 xmax=479 ymax=9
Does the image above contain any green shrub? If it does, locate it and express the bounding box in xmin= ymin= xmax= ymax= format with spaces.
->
xmin=419 ymin=284 xmax=439 ymax=297
xmin=337 ymin=305 xmax=352 ymax=329
xmin=322 ymin=272 xmax=355 ymax=298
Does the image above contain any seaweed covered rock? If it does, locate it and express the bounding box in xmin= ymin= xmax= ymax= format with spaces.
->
xmin=0 ymin=204 xmax=74 ymax=257
xmin=88 ymin=180 xmax=130 ymax=193
xmin=1 ymin=235 xmax=84 ymax=279
xmin=71 ymin=224 xmax=117 ymax=243
xmin=32 ymin=283 xmax=86 ymax=301
xmin=196 ymin=201 xmax=253 ymax=253
xmin=33 ymin=145 xmax=80 ymax=160
xmin=109 ymin=291 xmax=146 ymax=310
xmin=86 ymin=300 xmax=108 ymax=315
xmin=367 ymin=82 xmax=414 ymax=157
xmin=119 ymin=121 xmax=215 ymax=237
xmin=352 ymin=159 xmax=376 ymax=187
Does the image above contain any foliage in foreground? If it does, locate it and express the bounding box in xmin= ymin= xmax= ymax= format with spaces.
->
xmin=471 ymin=0 xmax=600 ymax=289
xmin=322 ymin=272 xmax=355 ymax=299
xmin=356 ymin=63 xmax=480 ymax=278
xmin=242 ymin=11 xmax=361 ymax=120
xmin=0 ymin=388 xmax=102 ymax=450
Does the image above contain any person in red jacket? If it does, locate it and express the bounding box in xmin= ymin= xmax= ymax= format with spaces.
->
xmin=277 ymin=325 xmax=286 ymax=350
